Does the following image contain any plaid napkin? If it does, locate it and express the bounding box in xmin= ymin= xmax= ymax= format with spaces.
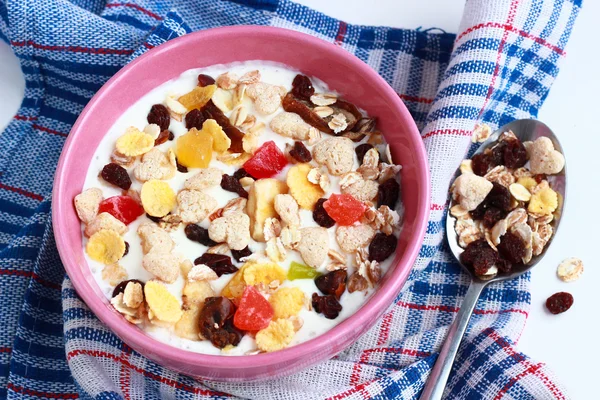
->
xmin=0 ymin=0 xmax=581 ymax=398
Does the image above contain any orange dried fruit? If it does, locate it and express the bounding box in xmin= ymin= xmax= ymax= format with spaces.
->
xmin=178 ymin=85 xmax=217 ymax=110
xmin=176 ymin=127 xmax=213 ymax=168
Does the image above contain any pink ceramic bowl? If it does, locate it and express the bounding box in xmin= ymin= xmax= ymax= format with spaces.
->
xmin=53 ymin=26 xmax=430 ymax=381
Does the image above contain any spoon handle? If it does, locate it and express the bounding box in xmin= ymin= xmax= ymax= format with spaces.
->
xmin=419 ymin=280 xmax=486 ymax=400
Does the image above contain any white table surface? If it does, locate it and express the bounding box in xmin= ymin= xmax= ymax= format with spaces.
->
xmin=0 ymin=1 xmax=596 ymax=397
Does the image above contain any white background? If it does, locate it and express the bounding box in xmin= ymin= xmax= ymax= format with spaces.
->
xmin=0 ymin=0 xmax=597 ymax=398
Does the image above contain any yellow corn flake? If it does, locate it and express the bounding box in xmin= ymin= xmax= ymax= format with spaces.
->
xmin=517 ymin=177 xmax=537 ymax=192
xmin=115 ymin=127 xmax=155 ymax=157
xmin=178 ymin=85 xmax=217 ymax=110
xmin=286 ymin=163 xmax=324 ymax=210
xmin=221 ymin=263 xmax=249 ymax=300
xmin=86 ymin=229 xmax=126 ymax=264
xmin=255 ymin=319 xmax=295 ymax=352
xmin=269 ymin=287 xmax=305 ymax=319
xmin=202 ymin=119 xmax=231 ymax=153
xmin=243 ymin=261 xmax=286 ymax=286
xmin=528 ymin=187 xmax=558 ymax=215
xmin=141 ymin=179 xmax=176 ymax=217
xmin=144 ymin=280 xmax=183 ymax=323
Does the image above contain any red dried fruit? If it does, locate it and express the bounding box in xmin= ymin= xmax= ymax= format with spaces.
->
xmin=497 ymin=232 xmax=526 ymax=264
xmin=378 ymin=179 xmax=400 ymax=208
xmin=291 ymin=74 xmax=315 ymax=100
xmin=185 ymin=224 xmax=217 ymax=247
xmin=315 ymin=270 xmax=347 ymax=300
xmin=147 ymin=104 xmax=170 ymax=131
xmin=185 ymin=108 xmax=205 ymax=130
xmin=221 ymin=174 xmax=248 ymax=198
xmin=123 ymin=241 xmax=129 ymax=257
xmin=495 ymin=259 xmax=513 ymax=273
xmin=243 ymin=141 xmax=287 ymax=179
xmin=288 ymin=141 xmax=312 ymax=163
xmin=491 ymin=142 xmax=506 ymax=165
xmin=503 ymin=139 xmax=528 ymax=169
xmin=197 ymin=74 xmax=216 ymax=87
xmin=545 ymin=292 xmax=574 ymax=315
xmin=201 ymin=101 xmax=244 ymax=153
xmin=112 ymin=279 xmax=145 ymax=298
xmin=323 ymin=194 xmax=366 ymax=226
xmin=199 ymin=297 xmax=244 ymax=348
xmin=176 ymin=159 xmax=188 ymax=173
xmin=355 ymin=143 xmax=374 ymax=164
xmin=473 ymin=182 xmax=511 ymax=222
xmin=231 ymin=246 xmax=252 ymax=262
xmin=368 ymin=233 xmax=398 ymax=262
xmin=312 ymin=293 xmax=342 ymax=319
xmin=98 ymin=196 xmax=144 ymax=225
xmin=482 ymin=207 xmax=505 ymax=229
xmin=534 ymin=174 xmax=546 ymax=183
xmin=460 ymin=239 xmax=499 ymax=276
xmin=313 ymin=198 xmax=336 ymax=228
xmin=194 ymin=253 xmax=238 ymax=276
xmin=471 ymin=153 xmax=493 ymax=176
xmin=154 ymin=130 xmax=170 ymax=146
xmin=101 ymin=163 xmax=132 ymax=190
xmin=233 ymin=286 xmax=274 ymax=331
xmin=233 ymin=168 xmax=253 ymax=181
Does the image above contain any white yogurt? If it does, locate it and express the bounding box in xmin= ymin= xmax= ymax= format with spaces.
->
xmin=81 ymin=61 xmax=400 ymax=356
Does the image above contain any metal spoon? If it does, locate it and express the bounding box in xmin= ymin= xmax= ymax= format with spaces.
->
xmin=419 ymin=119 xmax=566 ymax=400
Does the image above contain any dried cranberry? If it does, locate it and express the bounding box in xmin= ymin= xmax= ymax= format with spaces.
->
xmin=233 ymin=168 xmax=253 ymax=181
xmin=368 ymin=233 xmax=397 ymax=262
xmin=378 ymin=179 xmax=400 ymax=208
xmin=291 ymin=74 xmax=315 ymax=100
xmin=495 ymin=259 xmax=513 ymax=273
xmin=487 ymin=182 xmax=512 ymax=212
xmin=146 ymin=213 xmax=162 ymax=223
xmin=482 ymin=207 xmax=505 ymax=228
xmin=147 ymin=104 xmax=170 ymax=131
xmin=491 ymin=142 xmax=506 ymax=166
xmin=199 ymin=297 xmax=243 ymax=348
xmin=154 ymin=130 xmax=170 ymax=146
xmin=123 ymin=242 xmax=129 ymax=257
xmin=315 ymin=270 xmax=347 ymax=300
xmin=221 ymin=174 xmax=248 ymax=198
xmin=503 ymin=139 xmax=528 ymax=169
xmin=355 ymin=143 xmax=374 ymax=164
xmin=288 ymin=141 xmax=312 ymax=163
xmin=460 ymin=239 xmax=499 ymax=276
xmin=194 ymin=253 xmax=238 ymax=276
xmin=231 ymin=246 xmax=252 ymax=262
xmin=168 ymin=131 xmax=174 ymax=141
xmin=471 ymin=153 xmax=493 ymax=176
xmin=312 ymin=198 xmax=336 ymax=228
xmin=197 ymin=74 xmax=216 ymax=87
xmin=176 ymin=159 xmax=188 ymax=173
xmin=312 ymin=293 xmax=342 ymax=319
xmin=534 ymin=174 xmax=546 ymax=183
xmin=112 ymin=279 xmax=145 ymax=298
xmin=497 ymin=232 xmax=526 ymax=264
xmin=545 ymin=292 xmax=574 ymax=315
xmin=101 ymin=163 xmax=132 ymax=190
xmin=185 ymin=109 xmax=205 ymax=130
xmin=185 ymin=224 xmax=217 ymax=247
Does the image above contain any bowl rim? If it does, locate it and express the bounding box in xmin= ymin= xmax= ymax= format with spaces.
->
xmin=53 ymin=25 xmax=431 ymax=370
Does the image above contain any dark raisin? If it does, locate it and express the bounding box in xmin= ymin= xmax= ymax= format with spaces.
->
xmin=352 ymin=118 xmax=377 ymax=133
xmin=315 ymin=270 xmax=347 ymax=300
xmin=471 ymin=153 xmax=493 ymax=176
xmin=185 ymin=224 xmax=217 ymax=246
xmin=503 ymin=140 xmax=528 ymax=169
xmin=197 ymin=74 xmax=216 ymax=87
xmin=497 ymin=232 xmax=526 ymax=264
xmin=194 ymin=253 xmax=238 ymax=276
xmin=534 ymin=174 xmax=546 ymax=183
xmin=146 ymin=213 xmax=162 ymax=223
xmin=185 ymin=109 xmax=206 ymax=130
xmin=378 ymin=179 xmax=400 ymax=208
xmin=495 ymin=259 xmax=513 ymax=273
xmin=355 ymin=143 xmax=374 ymax=164
xmin=199 ymin=297 xmax=243 ymax=348
xmin=368 ymin=233 xmax=397 ymax=262
xmin=101 ymin=163 xmax=132 ymax=190
xmin=123 ymin=242 xmax=129 ymax=257
xmin=482 ymin=207 xmax=505 ymax=228
xmin=487 ymin=183 xmax=512 ymax=212
xmin=289 ymin=141 xmax=312 ymax=163
xmin=176 ymin=159 xmax=188 ymax=173
xmin=491 ymin=142 xmax=506 ymax=166
xmin=154 ymin=130 xmax=170 ymax=146
xmin=147 ymin=104 xmax=170 ymax=131
xmin=460 ymin=239 xmax=499 ymax=276
xmin=112 ymin=279 xmax=145 ymax=298
xmin=545 ymin=292 xmax=574 ymax=315
xmin=233 ymin=168 xmax=253 ymax=181
xmin=312 ymin=293 xmax=342 ymax=319
xmin=168 ymin=131 xmax=174 ymax=140
xmin=313 ymin=198 xmax=335 ymax=228
xmin=231 ymin=246 xmax=252 ymax=262
xmin=291 ymin=74 xmax=315 ymax=100
xmin=221 ymin=174 xmax=248 ymax=198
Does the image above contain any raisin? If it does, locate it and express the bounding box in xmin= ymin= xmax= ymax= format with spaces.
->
xmin=291 ymin=74 xmax=315 ymax=100
xmin=168 ymin=131 xmax=174 ymax=141
xmin=491 ymin=142 xmax=506 ymax=166
xmin=185 ymin=108 xmax=205 ymax=130
xmin=486 ymin=182 xmax=511 ymax=212
xmin=545 ymin=292 xmax=574 ymax=315
xmin=378 ymin=179 xmax=400 ymax=208
xmin=503 ymin=139 xmax=528 ymax=169
xmin=460 ymin=239 xmax=499 ymax=276
xmin=123 ymin=241 xmax=129 ymax=257
xmin=221 ymin=174 xmax=248 ymax=198
xmin=147 ymin=104 xmax=170 ymax=131
xmin=482 ymin=207 xmax=505 ymax=228
xmin=101 ymin=163 xmax=132 ymax=190
xmin=497 ymin=232 xmax=526 ymax=264
xmin=185 ymin=224 xmax=217 ymax=247
xmin=355 ymin=143 xmax=374 ymax=164
xmin=352 ymin=118 xmax=377 ymax=133
xmin=231 ymin=246 xmax=252 ymax=262
xmin=471 ymin=153 xmax=493 ymax=176
xmin=233 ymin=168 xmax=253 ymax=181
xmin=288 ymin=141 xmax=312 ymax=163
xmin=315 ymin=270 xmax=347 ymax=300
xmin=112 ymin=279 xmax=145 ymax=298
xmin=194 ymin=253 xmax=238 ymax=276
xmin=313 ymin=198 xmax=335 ymax=228
xmin=534 ymin=174 xmax=546 ymax=183
xmin=495 ymin=259 xmax=513 ymax=273
xmin=312 ymin=293 xmax=342 ymax=319
xmin=154 ymin=130 xmax=170 ymax=146
xmin=197 ymin=74 xmax=215 ymax=87
xmin=176 ymin=159 xmax=188 ymax=173
xmin=146 ymin=213 xmax=162 ymax=223
xmin=199 ymin=297 xmax=243 ymax=348
xmin=368 ymin=233 xmax=397 ymax=262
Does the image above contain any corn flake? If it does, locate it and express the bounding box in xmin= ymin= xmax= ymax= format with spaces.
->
xmin=255 ymin=319 xmax=295 ymax=352
xmin=243 ymin=261 xmax=286 ymax=287
xmin=141 ymin=179 xmax=176 ymax=217
xmin=528 ymin=186 xmax=558 ymax=215
xmin=178 ymin=85 xmax=217 ymax=110
xmin=202 ymin=119 xmax=231 ymax=153
xmin=517 ymin=177 xmax=537 ymax=192
xmin=115 ymin=127 xmax=155 ymax=157
xmin=269 ymin=287 xmax=305 ymax=319
xmin=144 ymin=280 xmax=183 ymax=323
xmin=86 ymin=229 xmax=126 ymax=264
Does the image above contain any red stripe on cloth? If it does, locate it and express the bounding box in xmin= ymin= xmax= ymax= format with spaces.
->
xmin=0 ymin=182 xmax=43 ymax=201
xmin=143 ymin=42 xmax=155 ymax=49
xmin=396 ymin=300 xmax=529 ymax=317
xmin=11 ymin=40 xmax=134 ymax=55
xmin=105 ymin=3 xmax=161 ymax=20
xmin=494 ymin=362 xmax=544 ymax=400
xmin=0 ymin=269 xmax=62 ymax=289
xmin=119 ymin=342 xmax=132 ymax=400
xmin=14 ymin=114 xmax=38 ymax=121
xmin=363 ymin=346 xmax=431 ymax=359
xmin=430 ymin=203 xmax=446 ymax=211
xmin=7 ymin=383 xmax=79 ymax=399
xmin=377 ymin=311 xmax=394 ymax=345
xmin=399 ymin=94 xmax=434 ymax=104
xmin=67 ymin=349 xmax=226 ymax=396
xmin=33 ymin=124 xmax=69 ymax=137
xmin=421 ymin=128 xmax=473 ymax=140
xmin=533 ymin=367 xmax=567 ymax=400
xmin=0 ymin=346 xmax=12 ymax=353
xmin=335 ymin=21 xmax=348 ymax=45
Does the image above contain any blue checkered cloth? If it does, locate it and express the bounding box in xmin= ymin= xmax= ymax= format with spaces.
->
xmin=0 ymin=0 xmax=581 ymax=398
